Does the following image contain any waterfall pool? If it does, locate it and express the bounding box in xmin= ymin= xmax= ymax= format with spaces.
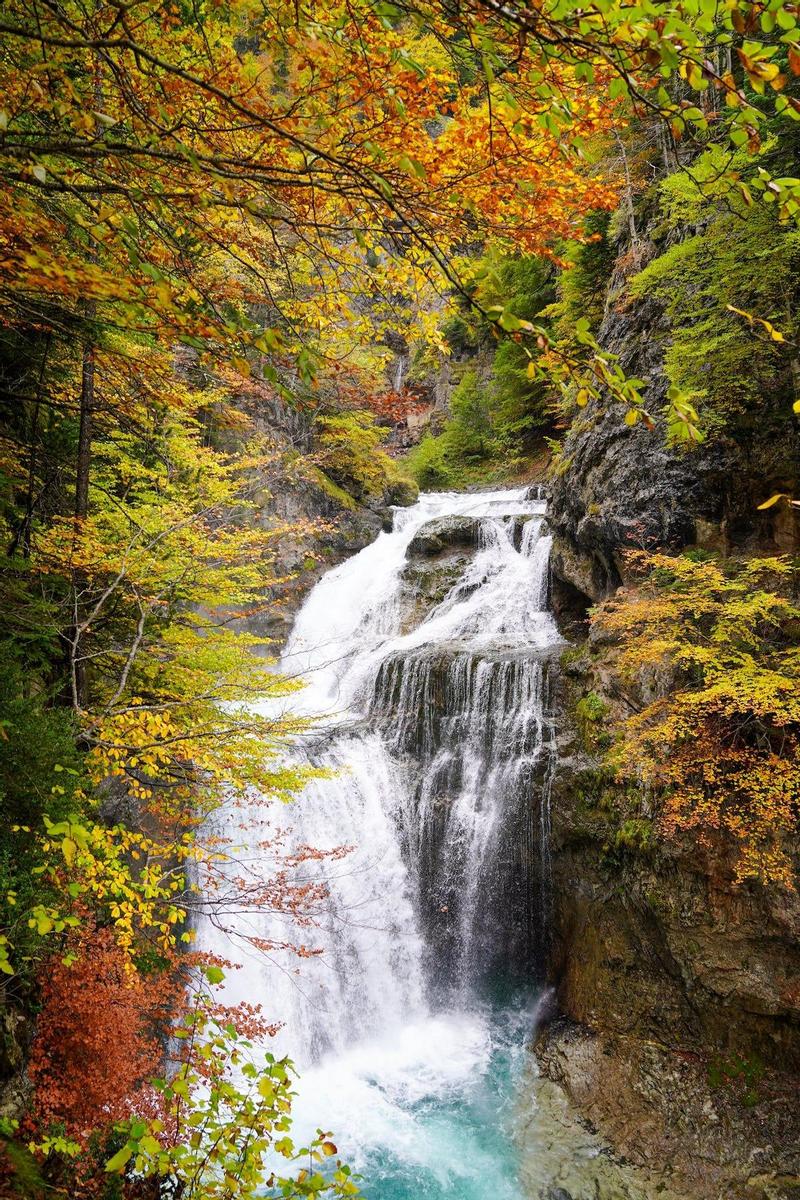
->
xmin=287 ymin=998 xmax=538 ymax=1200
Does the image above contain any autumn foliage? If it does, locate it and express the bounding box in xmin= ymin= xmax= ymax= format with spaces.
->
xmin=594 ymin=552 xmax=800 ymax=887
xmin=0 ymin=0 xmax=798 ymax=1193
xmin=28 ymin=928 xmax=174 ymax=1142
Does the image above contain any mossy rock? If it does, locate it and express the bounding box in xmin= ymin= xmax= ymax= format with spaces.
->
xmin=385 ymin=476 xmax=419 ymax=507
xmin=406 ymin=515 xmax=482 ymax=556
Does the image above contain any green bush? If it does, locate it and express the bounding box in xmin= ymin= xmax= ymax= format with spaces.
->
xmin=576 ymin=690 xmax=608 ymax=723
xmin=405 ymin=433 xmax=455 ymax=490
xmin=0 ymin=655 xmax=87 ymax=977
xmin=558 ymin=210 xmax=615 ymax=331
xmin=313 ymin=409 xmax=414 ymax=504
xmin=629 ymin=153 xmax=800 ymax=428
xmin=490 ymin=338 xmax=552 ymax=450
xmin=408 ymin=252 xmax=557 ymax=484
xmin=446 ymin=371 xmax=494 ymax=461
xmin=405 ymin=370 xmax=496 ymax=489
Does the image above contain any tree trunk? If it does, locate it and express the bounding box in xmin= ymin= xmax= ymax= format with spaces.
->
xmin=69 ymin=326 xmax=96 ymax=710
xmin=75 ymin=339 xmax=95 ymax=520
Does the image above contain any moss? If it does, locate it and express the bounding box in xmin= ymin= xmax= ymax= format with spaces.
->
xmin=576 ymin=690 xmax=607 ymax=723
xmin=628 ymin=161 xmax=800 ymax=431
xmin=0 ymin=1138 xmax=48 ymax=1198
xmin=613 ymin=817 xmax=653 ymax=855
xmin=383 ymin=460 xmax=419 ymax=506
xmin=308 ymin=466 xmax=358 ymax=511
xmin=707 ymin=1052 xmax=765 ymax=1108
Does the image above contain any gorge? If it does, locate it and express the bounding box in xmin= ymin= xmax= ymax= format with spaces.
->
xmin=2 ymin=6 xmax=800 ymax=1196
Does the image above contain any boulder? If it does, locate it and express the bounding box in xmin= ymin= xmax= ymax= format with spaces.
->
xmin=406 ymin=515 xmax=482 ymax=557
xmin=385 ymin=476 xmax=419 ymax=508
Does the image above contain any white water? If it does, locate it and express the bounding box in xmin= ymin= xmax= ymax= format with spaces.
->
xmin=196 ymin=488 xmax=563 ymax=1195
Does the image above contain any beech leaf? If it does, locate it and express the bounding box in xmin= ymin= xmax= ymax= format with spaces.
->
xmin=105 ymin=1145 xmax=133 ymax=1173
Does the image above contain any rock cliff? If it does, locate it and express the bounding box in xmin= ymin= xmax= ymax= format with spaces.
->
xmin=539 ymin=216 xmax=800 ymax=1199
xmin=548 ymin=246 xmax=800 ymax=606
xmin=535 ymin=648 xmax=800 ymax=1200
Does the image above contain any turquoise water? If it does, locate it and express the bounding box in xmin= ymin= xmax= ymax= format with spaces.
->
xmin=359 ymin=1006 xmax=532 ymax=1200
xmin=288 ymin=997 xmax=539 ymax=1200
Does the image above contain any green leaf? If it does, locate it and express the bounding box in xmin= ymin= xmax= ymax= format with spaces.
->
xmin=105 ymin=1145 xmax=133 ymax=1173
xmin=497 ymin=309 xmax=523 ymax=331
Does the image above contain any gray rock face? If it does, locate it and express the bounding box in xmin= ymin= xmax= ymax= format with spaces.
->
xmin=400 ymin=519 xmax=479 ymax=627
xmin=548 ymin=249 xmax=799 ymax=603
xmin=542 ymin=215 xmax=800 ymax=1190
xmin=212 ymin=388 xmax=419 ymax=647
xmin=406 ymin=515 xmax=483 ymax=557
xmin=405 ymin=512 xmax=537 ymax=559
xmin=535 ymin=1017 xmax=800 ymax=1200
xmin=402 ymin=514 xmax=530 ymax=626
xmin=538 ymin=650 xmax=800 ymax=1199
xmin=549 ymin=407 xmax=726 ymax=600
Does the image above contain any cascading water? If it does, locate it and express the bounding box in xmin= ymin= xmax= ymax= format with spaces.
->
xmin=196 ymin=487 xmax=562 ymax=1198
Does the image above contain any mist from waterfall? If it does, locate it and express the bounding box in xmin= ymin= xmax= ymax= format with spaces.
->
xmin=195 ymin=488 xmax=562 ymax=1197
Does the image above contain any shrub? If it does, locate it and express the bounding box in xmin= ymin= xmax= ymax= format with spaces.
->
xmin=594 ymin=552 xmax=800 ymax=887
xmin=28 ymin=928 xmax=176 ymax=1142
xmin=313 ymin=409 xmax=413 ymax=503
xmin=405 ymin=434 xmax=455 ymax=490
xmin=628 ymin=156 xmax=800 ymax=427
xmin=0 ymin=656 xmax=87 ymax=979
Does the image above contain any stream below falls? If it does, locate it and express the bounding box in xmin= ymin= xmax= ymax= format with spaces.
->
xmin=196 ymin=489 xmax=654 ymax=1200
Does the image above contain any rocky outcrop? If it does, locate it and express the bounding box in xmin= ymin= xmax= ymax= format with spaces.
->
xmin=406 ymin=513 xmax=536 ymax=558
xmin=534 ymin=642 xmax=800 ymax=1200
xmin=537 ymin=199 xmax=800 ymax=1196
xmin=406 ymin=515 xmax=483 ymax=556
xmin=548 ymin=244 xmax=800 ymax=605
xmin=0 ymin=998 xmax=32 ymax=1123
xmin=217 ymin=388 xmax=417 ymax=646
xmin=534 ymin=1019 xmax=800 ymax=1200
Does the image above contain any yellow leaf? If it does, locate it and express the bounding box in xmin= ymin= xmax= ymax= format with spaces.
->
xmin=757 ymin=494 xmax=785 ymax=510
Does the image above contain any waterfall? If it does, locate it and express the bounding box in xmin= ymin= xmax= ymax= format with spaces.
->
xmin=195 ymin=488 xmax=562 ymax=1193
xmin=393 ymin=351 xmax=408 ymax=393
